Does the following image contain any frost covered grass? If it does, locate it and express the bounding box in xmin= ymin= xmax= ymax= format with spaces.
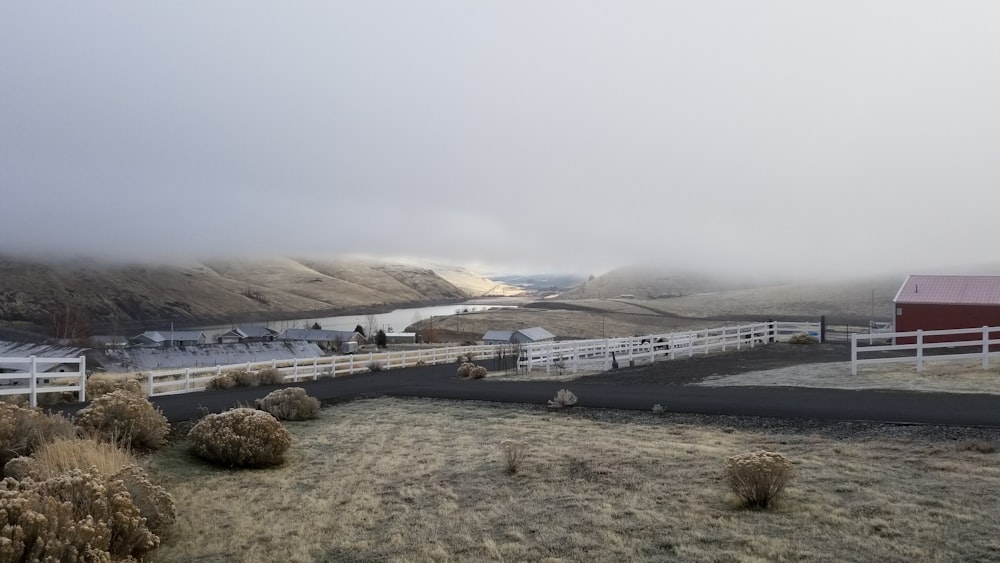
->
xmin=151 ymin=398 xmax=1000 ymax=562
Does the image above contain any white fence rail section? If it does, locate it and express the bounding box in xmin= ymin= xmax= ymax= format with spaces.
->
xmin=851 ymin=325 xmax=1000 ymax=375
xmin=147 ymin=344 xmax=505 ymax=397
xmin=518 ymin=321 xmax=819 ymax=373
xmin=146 ymin=320 xmax=820 ymax=397
xmin=0 ymin=356 xmax=87 ymax=407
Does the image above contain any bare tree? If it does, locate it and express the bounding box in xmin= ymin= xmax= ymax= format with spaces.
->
xmin=365 ymin=314 xmax=378 ymax=343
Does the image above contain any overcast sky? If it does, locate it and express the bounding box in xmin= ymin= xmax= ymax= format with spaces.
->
xmin=2 ymin=2 xmax=999 ymax=277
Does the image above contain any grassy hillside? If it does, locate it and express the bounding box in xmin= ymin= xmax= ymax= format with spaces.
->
xmin=0 ymin=256 xmax=483 ymax=335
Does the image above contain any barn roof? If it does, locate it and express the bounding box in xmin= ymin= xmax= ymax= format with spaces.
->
xmin=482 ymin=330 xmax=513 ymax=342
xmin=515 ymin=327 xmax=556 ymax=341
xmin=894 ymin=275 xmax=1000 ymax=305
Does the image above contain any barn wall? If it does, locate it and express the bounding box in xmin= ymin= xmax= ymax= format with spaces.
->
xmin=895 ymin=303 xmax=1000 ymax=344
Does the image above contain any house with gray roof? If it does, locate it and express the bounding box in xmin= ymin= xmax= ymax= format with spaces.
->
xmin=482 ymin=330 xmax=514 ymax=345
xmin=278 ymin=329 xmax=364 ymax=349
xmin=130 ymin=330 xmax=206 ymax=347
xmin=217 ymin=326 xmax=279 ymax=344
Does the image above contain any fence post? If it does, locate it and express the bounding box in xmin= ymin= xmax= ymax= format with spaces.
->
xmin=292 ymin=358 xmax=299 ymax=382
xmin=147 ymin=371 xmax=154 ymax=397
xmin=79 ymin=356 xmax=87 ymax=403
xmin=184 ymin=368 xmax=191 ymax=391
xmin=313 ymin=357 xmax=319 ymax=380
xmin=916 ymin=330 xmax=924 ymax=371
xmin=402 ymin=350 xmax=406 ymax=369
xmin=29 ymin=356 xmax=37 ymax=408
xmin=272 ymin=359 xmax=277 ymax=369
xmin=984 ymin=326 xmax=990 ymax=370
xmin=689 ymin=331 xmax=695 ymax=357
xmin=851 ymin=334 xmax=858 ymax=375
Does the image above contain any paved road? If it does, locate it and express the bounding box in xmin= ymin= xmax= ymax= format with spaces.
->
xmin=114 ymin=359 xmax=1000 ymax=428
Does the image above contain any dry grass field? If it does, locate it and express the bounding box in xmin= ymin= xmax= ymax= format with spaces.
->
xmin=699 ymin=358 xmax=1000 ymax=394
xmin=151 ymin=398 xmax=1000 ymax=562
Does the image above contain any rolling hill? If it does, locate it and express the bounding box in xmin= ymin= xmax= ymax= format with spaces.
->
xmin=0 ymin=255 xmax=519 ymax=336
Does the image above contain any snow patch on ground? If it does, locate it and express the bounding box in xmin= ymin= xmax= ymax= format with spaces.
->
xmin=104 ymin=341 xmax=326 ymax=372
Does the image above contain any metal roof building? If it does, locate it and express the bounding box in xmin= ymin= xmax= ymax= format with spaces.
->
xmin=894 ymin=275 xmax=1000 ymax=344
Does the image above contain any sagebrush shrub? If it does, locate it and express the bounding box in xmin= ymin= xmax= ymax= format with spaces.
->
xmin=86 ymin=377 xmax=143 ymax=400
xmin=188 ymin=408 xmax=291 ymax=467
xmin=206 ymin=372 xmax=237 ymax=390
xmin=470 ymin=366 xmax=488 ymax=379
xmin=547 ymin=389 xmax=578 ymax=409
xmin=0 ymin=403 xmax=75 ymax=466
xmin=255 ymin=387 xmax=320 ymax=421
xmin=75 ymin=389 xmax=170 ymax=451
xmin=652 ymin=404 xmax=666 ymax=415
xmin=0 ymin=469 xmax=160 ymax=561
xmin=456 ymin=362 xmax=475 ymax=377
xmin=724 ymin=450 xmax=794 ymax=509
xmin=3 ymin=438 xmax=177 ymax=537
xmin=233 ymin=369 xmax=261 ymax=387
xmin=788 ymin=333 xmax=818 ymax=345
xmin=499 ymin=439 xmax=528 ymax=475
xmin=113 ymin=463 xmax=177 ymax=536
xmin=257 ymin=367 xmax=284 ymax=385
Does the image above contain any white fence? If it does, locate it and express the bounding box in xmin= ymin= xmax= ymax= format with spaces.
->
xmin=145 ymin=320 xmax=820 ymax=397
xmin=851 ymin=325 xmax=1000 ymax=375
xmin=147 ymin=344 xmax=505 ymax=397
xmin=0 ymin=356 xmax=87 ymax=407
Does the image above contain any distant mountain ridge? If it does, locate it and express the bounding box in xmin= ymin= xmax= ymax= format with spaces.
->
xmin=0 ymin=256 xmax=520 ymax=336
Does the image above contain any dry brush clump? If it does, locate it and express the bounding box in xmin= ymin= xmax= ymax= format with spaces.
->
xmin=206 ymin=371 xmax=237 ymax=390
xmin=788 ymin=333 xmax=819 ymax=345
xmin=723 ymin=450 xmax=795 ymax=509
xmin=188 ymin=408 xmax=291 ymax=468
xmin=4 ymin=438 xmax=177 ymax=537
xmin=86 ymin=377 xmax=143 ymax=400
xmin=208 ymin=368 xmax=285 ymax=390
xmin=4 ymin=438 xmax=133 ymax=480
xmin=547 ymin=389 xmax=578 ymax=409
xmin=0 ymin=402 xmax=76 ymax=466
xmin=75 ymin=389 xmax=170 ymax=451
xmin=255 ymin=387 xmax=321 ymax=421
xmin=457 ymin=362 xmax=488 ymax=379
xmin=0 ymin=469 xmax=161 ymax=561
xmin=456 ymin=362 xmax=475 ymax=377
xmin=499 ymin=439 xmax=528 ymax=475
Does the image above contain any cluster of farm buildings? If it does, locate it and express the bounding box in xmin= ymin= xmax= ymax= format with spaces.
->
xmin=98 ymin=325 xmax=557 ymax=349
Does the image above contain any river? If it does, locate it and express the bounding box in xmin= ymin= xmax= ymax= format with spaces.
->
xmin=192 ymin=297 xmax=525 ymax=340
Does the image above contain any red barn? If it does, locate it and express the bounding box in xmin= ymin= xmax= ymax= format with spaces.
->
xmin=894 ymin=275 xmax=1000 ymax=345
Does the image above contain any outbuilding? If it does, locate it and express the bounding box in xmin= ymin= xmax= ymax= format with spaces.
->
xmin=893 ymin=275 xmax=1000 ymax=345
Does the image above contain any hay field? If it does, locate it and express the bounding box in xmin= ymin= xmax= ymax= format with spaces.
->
xmin=151 ymin=398 xmax=1000 ymax=562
